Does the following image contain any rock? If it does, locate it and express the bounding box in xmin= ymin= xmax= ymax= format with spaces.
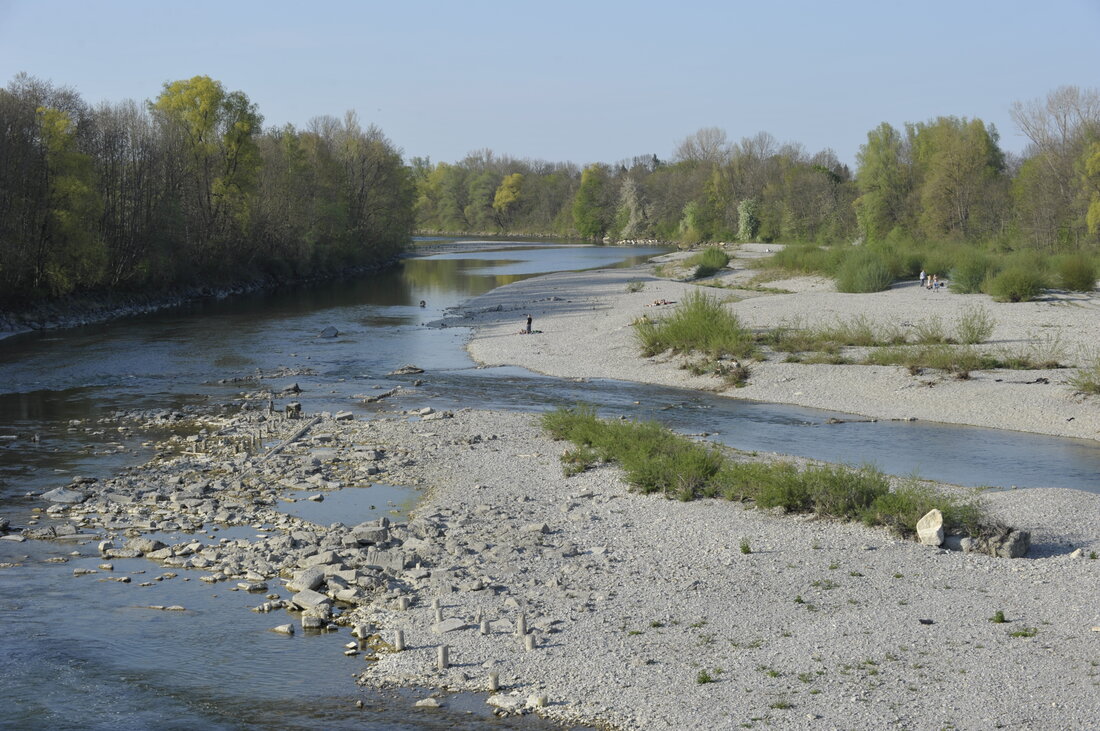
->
xmin=320 ymin=326 xmax=339 ymax=338
xmin=361 ymin=548 xmax=409 ymax=572
xmin=291 ymin=588 xmax=333 ymax=610
xmin=41 ymin=487 xmax=86 ymax=504
xmin=421 ymin=411 xmax=452 ymax=422
xmin=271 ymin=623 xmax=295 ymax=635
xmin=0 ymin=516 xmax=9 ymax=532
xmin=916 ymin=509 xmax=944 ymax=547
xmin=388 ymin=364 xmax=424 ymax=375
xmin=306 ymin=493 xmax=324 ymax=502
xmin=487 ymin=695 xmax=524 ymax=711
xmin=1069 ymin=548 xmax=1085 ymax=559
xmin=301 ymin=614 xmax=325 ymax=630
xmin=988 ymin=529 xmax=1031 ymax=559
xmin=522 ymin=522 xmax=551 ymax=534
xmin=414 ymin=698 xmax=442 ymax=708
xmin=432 ymin=618 xmax=467 ymax=634
xmin=105 ymin=548 xmax=143 ymax=559
xmin=287 ymin=566 xmax=326 ymax=592
xmin=128 ymin=537 xmax=166 ymax=554
xmin=334 ymin=411 xmax=354 ymax=421
xmin=351 ymin=524 xmax=389 ymax=545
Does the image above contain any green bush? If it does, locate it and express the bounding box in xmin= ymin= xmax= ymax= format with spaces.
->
xmin=835 ymin=250 xmax=895 ymax=293
xmin=950 ymin=251 xmax=996 ymax=293
xmin=1069 ymin=355 xmax=1100 ymax=395
xmin=984 ymin=266 xmax=1046 ymax=302
xmin=861 ymin=481 xmax=983 ymax=538
xmin=687 ymin=247 xmax=731 ymax=279
xmin=634 ymin=291 xmax=757 ymax=360
xmin=1056 ymin=254 xmax=1097 ymax=292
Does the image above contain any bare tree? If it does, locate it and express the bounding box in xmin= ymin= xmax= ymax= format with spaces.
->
xmin=674 ymin=127 xmax=729 ymax=164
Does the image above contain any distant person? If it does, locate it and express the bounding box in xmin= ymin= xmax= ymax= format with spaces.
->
xmin=419 ymin=300 xmax=426 ymax=308
xmin=525 ymin=314 xmax=532 ymax=334
xmin=919 ymin=269 xmax=926 ymax=288
xmin=932 ymin=274 xmax=940 ymax=291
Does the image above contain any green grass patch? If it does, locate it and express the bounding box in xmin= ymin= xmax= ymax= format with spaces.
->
xmin=543 ymin=406 xmax=991 ymax=540
xmin=635 ymin=292 xmax=759 ymax=374
xmin=1069 ymin=354 xmax=1100 ymax=395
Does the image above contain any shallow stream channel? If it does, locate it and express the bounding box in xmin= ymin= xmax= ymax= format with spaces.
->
xmin=2 ymin=239 xmax=1100 ymax=729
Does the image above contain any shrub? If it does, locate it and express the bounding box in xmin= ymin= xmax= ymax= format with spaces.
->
xmin=984 ymin=267 xmax=1046 ymax=302
xmin=954 ymin=305 xmax=995 ymax=345
xmin=634 ymin=291 xmax=757 ymax=361
xmin=860 ymin=481 xmax=984 ymax=537
xmin=1069 ymin=354 xmax=1100 ymax=395
xmin=625 ymin=280 xmax=646 ymax=293
xmin=1056 ymin=254 xmax=1097 ymax=292
xmin=949 ymin=251 xmax=995 ymax=293
xmin=835 ymin=250 xmax=895 ymax=293
xmin=911 ymin=316 xmax=949 ymax=345
xmin=686 ymin=247 xmax=730 ymax=279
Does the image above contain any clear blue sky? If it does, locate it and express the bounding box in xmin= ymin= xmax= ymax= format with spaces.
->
xmin=2 ymin=0 xmax=1097 ymax=168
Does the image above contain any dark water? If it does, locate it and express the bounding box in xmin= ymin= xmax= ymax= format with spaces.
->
xmin=2 ymin=239 xmax=1100 ymax=729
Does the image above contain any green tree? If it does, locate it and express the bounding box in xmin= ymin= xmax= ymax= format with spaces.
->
xmin=150 ymin=75 xmax=262 ymax=264
xmin=572 ymin=164 xmax=614 ymax=240
xmin=492 ymin=172 xmax=524 ymax=228
xmin=855 ymin=122 xmax=909 ymax=241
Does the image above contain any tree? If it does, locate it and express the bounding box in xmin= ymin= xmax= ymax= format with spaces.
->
xmin=674 ymin=127 xmax=729 ymax=165
xmin=150 ymin=75 xmax=262 ymax=264
xmin=854 ymin=123 xmax=909 ymax=241
xmin=492 ymin=172 xmax=524 ymax=228
xmin=572 ymin=164 xmax=614 ymax=240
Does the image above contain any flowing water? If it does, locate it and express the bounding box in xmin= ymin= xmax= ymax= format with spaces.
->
xmin=2 ymin=239 xmax=1099 ymax=729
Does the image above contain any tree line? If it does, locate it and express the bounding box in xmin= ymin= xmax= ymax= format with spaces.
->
xmin=0 ymin=73 xmax=414 ymax=307
xmin=414 ymin=86 xmax=1100 ymax=253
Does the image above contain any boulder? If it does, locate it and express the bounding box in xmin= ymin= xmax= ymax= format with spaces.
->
xmin=271 ymin=623 xmax=295 ymax=635
xmin=291 ymin=588 xmax=333 ymax=611
xmin=916 ymin=509 xmax=944 ymax=547
xmin=986 ymin=529 xmax=1031 ymax=559
xmin=320 ymin=326 xmax=339 ymax=338
xmin=41 ymin=487 xmax=86 ymax=504
xmin=127 ymin=537 xmax=166 ymax=554
xmin=431 ymin=618 xmax=467 ymax=634
xmin=286 ymin=566 xmax=326 ymax=592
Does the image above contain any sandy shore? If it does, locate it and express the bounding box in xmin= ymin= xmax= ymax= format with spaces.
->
xmin=455 ymin=245 xmax=1100 ymax=441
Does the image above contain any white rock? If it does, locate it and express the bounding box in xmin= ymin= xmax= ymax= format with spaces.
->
xmin=916 ymin=509 xmax=944 ymax=547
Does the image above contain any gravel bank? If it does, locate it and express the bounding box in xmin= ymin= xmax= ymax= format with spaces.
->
xmin=454 ymin=245 xmax=1100 ymax=441
xmin=353 ymin=409 xmax=1100 ymax=729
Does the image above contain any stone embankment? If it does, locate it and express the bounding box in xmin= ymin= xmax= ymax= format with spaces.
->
xmin=6 ymin=402 xmax=1099 ymax=729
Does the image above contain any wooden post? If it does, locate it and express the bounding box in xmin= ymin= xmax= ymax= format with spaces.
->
xmin=480 ymin=619 xmax=490 ymax=635
xmin=516 ymin=613 xmax=527 ymax=636
xmin=524 ymin=634 xmax=536 ymax=652
xmin=434 ymin=607 xmax=443 ymax=623
xmin=397 ymin=596 xmax=409 ymax=610
xmin=394 ymin=629 xmax=405 ymax=652
xmin=437 ymin=645 xmax=449 ymax=670
xmin=488 ymin=671 xmax=500 ymax=691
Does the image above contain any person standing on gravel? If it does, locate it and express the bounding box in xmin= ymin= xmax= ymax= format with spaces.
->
xmin=919 ymin=269 xmax=926 ymax=288
xmin=525 ymin=314 xmax=532 ymax=334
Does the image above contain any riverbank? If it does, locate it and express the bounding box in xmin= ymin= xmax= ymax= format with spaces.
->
xmin=0 ymin=258 xmax=401 ymax=339
xmin=15 ymin=403 xmax=1095 ymax=729
xmin=451 ymin=245 xmax=1100 ymax=441
xmin=348 ymin=408 xmax=1100 ymax=729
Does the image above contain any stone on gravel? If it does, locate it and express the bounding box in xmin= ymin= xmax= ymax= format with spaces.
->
xmin=431 ymin=618 xmax=467 ymax=634
xmin=41 ymin=487 xmax=86 ymax=504
xmin=916 ymin=509 xmax=944 ymax=546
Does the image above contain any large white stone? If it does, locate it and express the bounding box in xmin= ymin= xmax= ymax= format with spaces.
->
xmin=916 ymin=509 xmax=944 ymax=546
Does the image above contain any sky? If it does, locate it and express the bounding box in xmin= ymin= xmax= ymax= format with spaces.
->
xmin=1 ymin=0 xmax=1098 ymax=168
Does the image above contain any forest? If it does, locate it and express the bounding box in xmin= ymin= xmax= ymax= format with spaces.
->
xmin=415 ymin=86 xmax=1100 ymax=254
xmin=3 ymin=74 xmax=1098 ymax=308
xmin=0 ymin=74 xmax=414 ymax=307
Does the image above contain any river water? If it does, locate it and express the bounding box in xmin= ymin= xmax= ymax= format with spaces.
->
xmin=2 ymin=240 xmax=1099 ymax=729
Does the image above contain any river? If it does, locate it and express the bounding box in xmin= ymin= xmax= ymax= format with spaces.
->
xmin=2 ymin=240 xmax=1099 ymax=729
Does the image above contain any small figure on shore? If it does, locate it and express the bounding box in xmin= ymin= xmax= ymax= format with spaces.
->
xmin=525 ymin=314 xmax=532 ymax=334
xmin=919 ymin=269 xmax=926 ymax=288
xmin=932 ymin=274 xmax=940 ymax=291
xmin=646 ymin=298 xmax=675 ymax=307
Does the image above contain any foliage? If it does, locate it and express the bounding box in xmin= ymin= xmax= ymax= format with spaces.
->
xmin=949 ymin=250 xmax=996 ymax=293
xmin=573 ymin=164 xmax=615 ymax=240
xmin=0 ymin=74 xmax=414 ymax=307
xmin=634 ymin=291 xmax=758 ymax=361
xmin=984 ymin=266 xmax=1047 ymax=302
xmin=686 ymin=247 xmax=730 ymax=278
xmin=835 ymin=249 xmax=895 ymax=293
xmin=955 ymin=305 xmax=995 ymax=344
xmin=543 ymin=406 xmax=990 ymax=539
xmin=1069 ymin=354 xmax=1100 ymax=395
xmin=1055 ymin=253 xmax=1097 ymax=291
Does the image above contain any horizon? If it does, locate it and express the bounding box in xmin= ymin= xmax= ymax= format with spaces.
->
xmin=2 ymin=0 xmax=1098 ymax=168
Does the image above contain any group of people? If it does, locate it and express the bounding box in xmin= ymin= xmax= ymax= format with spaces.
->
xmin=919 ymin=269 xmax=943 ymax=291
